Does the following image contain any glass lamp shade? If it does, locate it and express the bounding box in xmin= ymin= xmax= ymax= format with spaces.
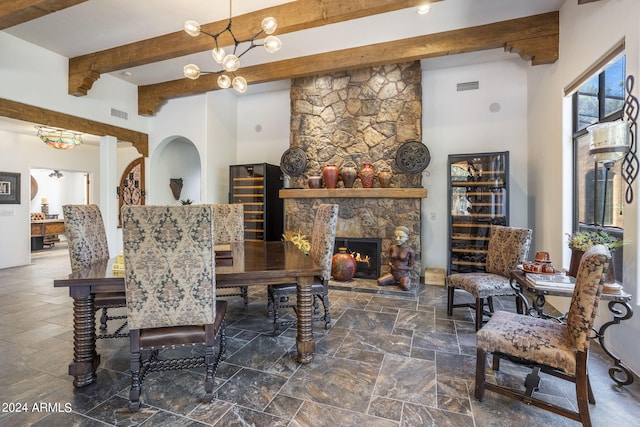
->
xmin=222 ymin=54 xmax=240 ymax=72
xmin=263 ymin=35 xmax=282 ymax=53
xmin=261 ymin=17 xmax=278 ymax=34
xmin=587 ymin=121 xmax=630 ymax=163
xmin=184 ymin=20 xmax=201 ymax=37
xmin=37 ymin=127 xmax=82 ymax=150
xmin=217 ymin=74 xmax=231 ymax=88
xmin=211 ymin=47 xmax=226 ymax=63
xmin=232 ymin=76 xmax=248 ymax=93
xmin=183 ymin=64 xmax=201 ymax=80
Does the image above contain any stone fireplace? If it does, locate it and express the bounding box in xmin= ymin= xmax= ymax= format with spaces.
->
xmin=281 ymin=61 xmax=426 ymax=282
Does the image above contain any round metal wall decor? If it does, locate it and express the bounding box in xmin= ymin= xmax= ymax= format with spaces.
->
xmin=396 ymin=141 xmax=431 ymax=173
xmin=280 ymin=147 xmax=307 ymax=176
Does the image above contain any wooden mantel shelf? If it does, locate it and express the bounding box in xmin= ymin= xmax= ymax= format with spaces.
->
xmin=280 ymin=188 xmax=428 ymax=199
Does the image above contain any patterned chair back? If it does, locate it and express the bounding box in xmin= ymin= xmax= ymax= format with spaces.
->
xmin=212 ymin=204 xmax=244 ymax=244
xmin=62 ymin=204 xmax=110 ymax=273
xmin=122 ymin=205 xmax=216 ymax=330
xmin=485 ymin=225 xmax=533 ymax=277
xmin=566 ymin=244 xmax=610 ymax=352
xmin=309 ymin=204 xmax=339 ymax=281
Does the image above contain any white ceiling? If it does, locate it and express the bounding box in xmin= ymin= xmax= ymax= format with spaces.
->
xmin=1 ymin=0 xmax=564 ymax=142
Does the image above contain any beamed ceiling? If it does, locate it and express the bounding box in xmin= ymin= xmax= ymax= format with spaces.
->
xmin=1 ymin=0 xmax=568 ymax=119
xmin=2 ymin=0 xmax=604 ymax=150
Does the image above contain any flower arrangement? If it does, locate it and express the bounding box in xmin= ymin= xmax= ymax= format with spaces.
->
xmin=283 ymin=230 xmax=311 ymax=255
xmin=566 ymin=229 xmax=623 ymax=252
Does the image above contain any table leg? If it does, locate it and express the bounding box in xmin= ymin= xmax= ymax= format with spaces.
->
xmin=595 ymin=300 xmax=634 ymax=386
xmin=68 ymin=288 xmax=100 ymax=387
xmin=296 ymin=275 xmax=315 ymax=364
xmin=510 ymin=277 xmax=531 ymax=314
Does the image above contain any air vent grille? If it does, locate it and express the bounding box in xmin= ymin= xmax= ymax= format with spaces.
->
xmin=456 ymin=81 xmax=479 ymax=91
xmin=110 ymin=108 xmax=128 ymax=120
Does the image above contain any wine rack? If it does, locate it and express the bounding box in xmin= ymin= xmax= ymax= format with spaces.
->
xmin=448 ymin=152 xmax=509 ymax=274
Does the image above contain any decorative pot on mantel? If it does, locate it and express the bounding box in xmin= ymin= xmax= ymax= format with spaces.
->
xmin=359 ymin=162 xmax=375 ymax=188
xmin=378 ymin=170 xmax=392 ymax=188
xmin=340 ymin=161 xmax=357 ymax=188
xmin=331 ymin=248 xmax=357 ymax=281
xmin=323 ymin=164 xmax=339 ymax=189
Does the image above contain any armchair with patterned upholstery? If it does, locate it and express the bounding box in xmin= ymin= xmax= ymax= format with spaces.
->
xmin=475 ymin=244 xmax=611 ymax=427
xmin=447 ymin=225 xmax=532 ymax=330
xmin=268 ymin=204 xmax=339 ymax=335
xmin=63 ymin=204 xmax=127 ymax=338
xmin=122 ymin=205 xmax=226 ymax=411
xmin=212 ymin=204 xmax=248 ymax=309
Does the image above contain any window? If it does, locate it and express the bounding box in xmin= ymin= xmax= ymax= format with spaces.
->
xmin=572 ymin=55 xmax=625 ymax=280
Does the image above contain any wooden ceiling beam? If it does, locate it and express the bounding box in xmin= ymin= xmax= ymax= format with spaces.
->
xmin=0 ymin=98 xmax=148 ymax=156
xmin=139 ymin=11 xmax=559 ymax=116
xmin=68 ymin=0 xmax=443 ymax=96
xmin=0 ymin=0 xmax=88 ymax=30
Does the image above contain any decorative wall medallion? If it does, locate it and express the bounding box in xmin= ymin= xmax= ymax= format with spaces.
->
xmin=280 ymin=148 xmax=307 ymax=176
xmin=396 ymin=141 xmax=431 ymax=173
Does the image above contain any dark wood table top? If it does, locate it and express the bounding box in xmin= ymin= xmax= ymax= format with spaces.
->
xmin=54 ymin=241 xmax=322 ymax=289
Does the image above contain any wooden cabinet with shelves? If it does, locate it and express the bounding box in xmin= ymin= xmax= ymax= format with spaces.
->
xmin=448 ymin=151 xmax=509 ymax=274
xmin=229 ymin=163 xmax=283 ymax=242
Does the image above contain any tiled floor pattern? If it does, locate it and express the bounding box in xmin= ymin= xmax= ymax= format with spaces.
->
xmin=1 ymin=244 xmax=639 ymax=426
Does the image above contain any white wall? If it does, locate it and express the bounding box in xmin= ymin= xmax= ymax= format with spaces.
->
xmin=0 ymin=32 xmax=148 ymax=267
xmin=422 ymin=58 xmax=530 ymax=269
xmin=0 ymin=32 xmax=147 ymax=134
xmin=528 ymin=0 xmax=640 ymax=376
xmin=0 ymin=131 xmax=100 ymax=268
xmin=236 ymin=90 xmax=291 ymax=167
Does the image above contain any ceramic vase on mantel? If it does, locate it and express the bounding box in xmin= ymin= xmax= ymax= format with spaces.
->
xmin=359 ymin=162 xmax=375 ymax=188
xmin=378 ymin=170 xmax=392 ymax=188
xmin=340 ymin=161 xmax=357 ymax=188
xmin=323 ymin=164 xmax=339 ymax=189
xmin=331 ymin=248 xmax=357 ymax=281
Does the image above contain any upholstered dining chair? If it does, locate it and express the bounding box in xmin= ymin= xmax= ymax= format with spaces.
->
xmin=122 ymin=205 xmax=227 ymax=411
xmin=63 ymin=204 xmax=127 ymax=338
xmin=268 ymin=203 xmax=339 ymax=335
xmin=475 ymin=244 xmax=611 ymax=427
xmin=447 ymin=225 xmax=532 ymax=330
xmin=212 ymin=204 xmax=248 ymax=309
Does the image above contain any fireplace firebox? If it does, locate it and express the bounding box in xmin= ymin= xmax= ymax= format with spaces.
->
xmin=333 ymin=237 xmax=382 ymax=280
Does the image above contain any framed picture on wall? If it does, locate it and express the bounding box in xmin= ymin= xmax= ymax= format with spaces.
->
xmin=0 ymin=172 xmax=20 ymax=204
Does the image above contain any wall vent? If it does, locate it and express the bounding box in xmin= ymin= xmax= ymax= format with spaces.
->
xmin=110 ymin=108 xmax=128 ymax=120
xmin=456 ymin=81 xmax=479 ymax=91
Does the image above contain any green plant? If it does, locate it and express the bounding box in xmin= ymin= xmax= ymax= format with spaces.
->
xmin=283 ymin=230 xmax=311 ymax=255
xmin=180 ymin=199 xmax=193 ymax=205
xmin=566 ymin=229 xmax=623 ymax=252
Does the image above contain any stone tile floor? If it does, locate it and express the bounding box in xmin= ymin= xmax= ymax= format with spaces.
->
xmin=1 ymin=243 xmax=639 ymax=426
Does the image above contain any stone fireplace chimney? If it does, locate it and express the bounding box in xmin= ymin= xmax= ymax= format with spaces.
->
xmin=282 ymin=61 xmax=426 ymax=282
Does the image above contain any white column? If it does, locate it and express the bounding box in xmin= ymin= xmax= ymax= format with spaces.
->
xmin=99 ymin=135 xmax=118 ymax=257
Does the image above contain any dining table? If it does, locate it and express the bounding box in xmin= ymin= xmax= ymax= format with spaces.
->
xmin=54 ymin=240 xmax=322 ymax=388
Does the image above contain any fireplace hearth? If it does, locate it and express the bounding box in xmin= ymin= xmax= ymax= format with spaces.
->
xmin=334 ymin=237 xmax=381 ymax=280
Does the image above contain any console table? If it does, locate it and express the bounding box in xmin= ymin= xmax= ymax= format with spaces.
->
xmin=510 ymin=269 xmax=634 ymax=386
xmin=30 ymin=219 xmax=65 ymax=249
